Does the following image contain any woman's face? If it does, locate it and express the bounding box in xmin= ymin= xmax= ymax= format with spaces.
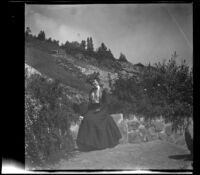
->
xmin=92 ymin=79 xmax=99 ymax=88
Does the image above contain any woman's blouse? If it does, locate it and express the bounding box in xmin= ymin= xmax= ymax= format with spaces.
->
xmin=90 ymin=85 xmax=102 ymax=104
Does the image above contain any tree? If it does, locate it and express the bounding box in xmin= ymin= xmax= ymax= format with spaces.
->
xmin=47 ymin=37 xmax=52 ymax=43
xmin=25 ymin=27 xmax=31 ymax=37
xmin=86 ymin=37 xmax=94 ymax=52
xmin=97 ymin=42 xmax=107 ymax=54
xmin=53 ymin=39 xmax=59 ymax=46
xmin=80 ymin=40 xmax=86 ymax=50
xmin=119 ymin=53 xmax=128 ymax=62
xmin=107 ymin=49 xmax=115 ymax=59
xmin=25 ymin=73 xmax=79 ymax=166
xmin=96 ymin=43 xmax=115 ymax=62
xmin=71 ymin=41 xmax=80 ymax=48
xmin=37 ymin=30 xmax=46 ymax=41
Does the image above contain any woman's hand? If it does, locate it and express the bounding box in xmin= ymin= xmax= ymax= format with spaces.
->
xmin=79 ymin=116 xmax=84 ymax=121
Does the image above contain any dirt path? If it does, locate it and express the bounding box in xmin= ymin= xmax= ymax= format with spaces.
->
xmin=46 ymin=140 xmax=192 ymax=170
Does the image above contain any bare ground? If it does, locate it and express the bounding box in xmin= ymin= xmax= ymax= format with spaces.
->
xmin=41 ymin=140 xmax=193 ymax=171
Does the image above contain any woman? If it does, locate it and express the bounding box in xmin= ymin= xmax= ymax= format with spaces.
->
xmin=76 ymin=79 xmax=122 ymax=151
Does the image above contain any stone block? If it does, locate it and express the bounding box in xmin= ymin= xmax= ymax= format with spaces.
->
xmin=148 ymin=126 xmax=156 ymax=134
xmin=153 ymin=121 xmax=165 ymax=132
xmin=127 ymin=120 xmax=140 ymax=132
xmin=158 ymin=132 xmax=168 ymax=141
xmin=110 ymin=113 xmax=123 ymax=124
xmin=167 ymin=136 xmax=176 ymax=143
xmin=138 ymin=124 xmax=146 ymax=132
xmin=139 ymin=117 xmax=145 ymax=124
xmin=118 ymin=120 xmax=128 ymax=144
xmin=151 ymin=133 xmax=159 ymax=141
xmin=138 ymin=125 xmax=148 ymax=141
xmin=128 ymin=131 xmax=143 ymax=144
xmin=165 ymin=124 xmax=173 ymax=136
xmin=175 ymin=136 xmax=186 ymax=146
xmin=146 ymin=132 xmax=158 ymax=142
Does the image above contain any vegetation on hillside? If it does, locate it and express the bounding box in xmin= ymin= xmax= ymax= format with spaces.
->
xmin=119 ymin=52 xmax=128 ymax=62
xmin=25 ymin=28 xmax=124 ymax=71
xmin=25 ymin=69 xmax=80 ymax=167
xmin=109 ymin=53 xmax=193 ymax=130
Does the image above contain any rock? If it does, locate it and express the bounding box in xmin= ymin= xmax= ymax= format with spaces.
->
xmin=138 ymin=124 xmax=146 ymax=131
xmin=148 ymin=126 xmax=156 ymax=135
xmin=25 ymin=63 xmax=42 ymax=77
xmin=151 ymin=133 xmax=159 ymax=141
xmin=118 ymin=120 xmax=128 ymax=144
xmin=167 ymin=136 xmax=176 ymax=143
xmin=127 ymin=120 xmax=140 ymax=132
xmin=153 ymin=121 xmax=165 ymax=132
xmin=110 ymin=113 xmax=123 ymax=124
xmin=128 ymin=131 xmax=142 ymax=144
xmin=175 ymin=136 xmax=186 ymax=147
xmin=139 ymin=117 xmax=145 ymax=124
xmin=145 ymin=132 xmax=158 ymax=142
xmin=138 ymin=125 xmax=148 ymax=141
xmin=165 ymin=124 xmax=173 ymax=136
xmin=172 ymin=132 xmax=183 ymax=140
xmin=158 ymin=132 xmax=168 ymax=141
xmin=185 ymin=118 xmax=193 ymax=155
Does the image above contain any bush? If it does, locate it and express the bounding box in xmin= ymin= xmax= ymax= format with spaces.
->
xmin=25 ymin=70 xmax=79 ymax=167
xmin=105 ymin=95 xmax=133 ymax=117
xmin=110 ymin=56 xmax=193 ymax=129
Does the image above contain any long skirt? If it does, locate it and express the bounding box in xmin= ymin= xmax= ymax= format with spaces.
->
xmin=76 ymin=108 xmax=122 ymax=151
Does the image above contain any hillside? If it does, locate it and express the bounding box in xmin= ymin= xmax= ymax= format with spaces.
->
xmin=25 ymin=37 xmax=143 ymax=94
xmin=25 ymin=44 xmax=90 ymax=94
xmin=25 ymin=35 xmax=193 ymax=171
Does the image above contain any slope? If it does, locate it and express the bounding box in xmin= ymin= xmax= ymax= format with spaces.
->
xmin=25 ymin=42 xmax=91 ymax=94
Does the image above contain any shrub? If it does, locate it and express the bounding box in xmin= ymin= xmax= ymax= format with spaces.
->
xmin=25 ymin=70 xmax=79 ymax=167
xmin=110 ymin=56 xmax=193 ymax=129
xmin=105 ymin=94 xmax=133 ymax=117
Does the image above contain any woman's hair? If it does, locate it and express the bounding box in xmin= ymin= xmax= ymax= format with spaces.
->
xmin=89 ymin=87 xmax=108 ymax=104
xmin=87 ymin=74 xmax=101 ymax=86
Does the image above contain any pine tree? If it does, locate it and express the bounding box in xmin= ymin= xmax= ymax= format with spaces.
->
xmin=37 ymin=30 xmax=46 ymax=41
xmin=119 ymin=53 xmax=128 ymax=62
xmin=86 ymin=37 xmax=94 ymax=52
xmin=80 ymin=40 xmax=86 ymax=50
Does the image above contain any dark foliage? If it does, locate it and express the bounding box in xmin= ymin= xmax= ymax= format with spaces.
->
xmin=119 ymin=53 xmax=128 ymax=62
xmin=25 ymin=70 xmax=79 ymax=167
xmin=110 ymin=55 xmax=193 ymax=128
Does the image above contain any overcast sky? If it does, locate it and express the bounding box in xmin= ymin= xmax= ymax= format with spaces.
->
xmin=25 ymin=3 xmax=193 ymax=67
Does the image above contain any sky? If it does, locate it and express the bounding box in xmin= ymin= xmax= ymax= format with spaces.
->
xmin=25 ymin=3 xmax=193 ymax=68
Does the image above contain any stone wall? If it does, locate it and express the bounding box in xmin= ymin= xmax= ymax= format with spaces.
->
xmin=70 ymin=113 xmax=192 ymax=151
xmin=111 ymin=114 xmax=188 ymax=148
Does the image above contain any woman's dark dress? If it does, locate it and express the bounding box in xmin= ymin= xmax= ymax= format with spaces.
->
xmin=76 ymin=104 xmax=122 ymax=151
